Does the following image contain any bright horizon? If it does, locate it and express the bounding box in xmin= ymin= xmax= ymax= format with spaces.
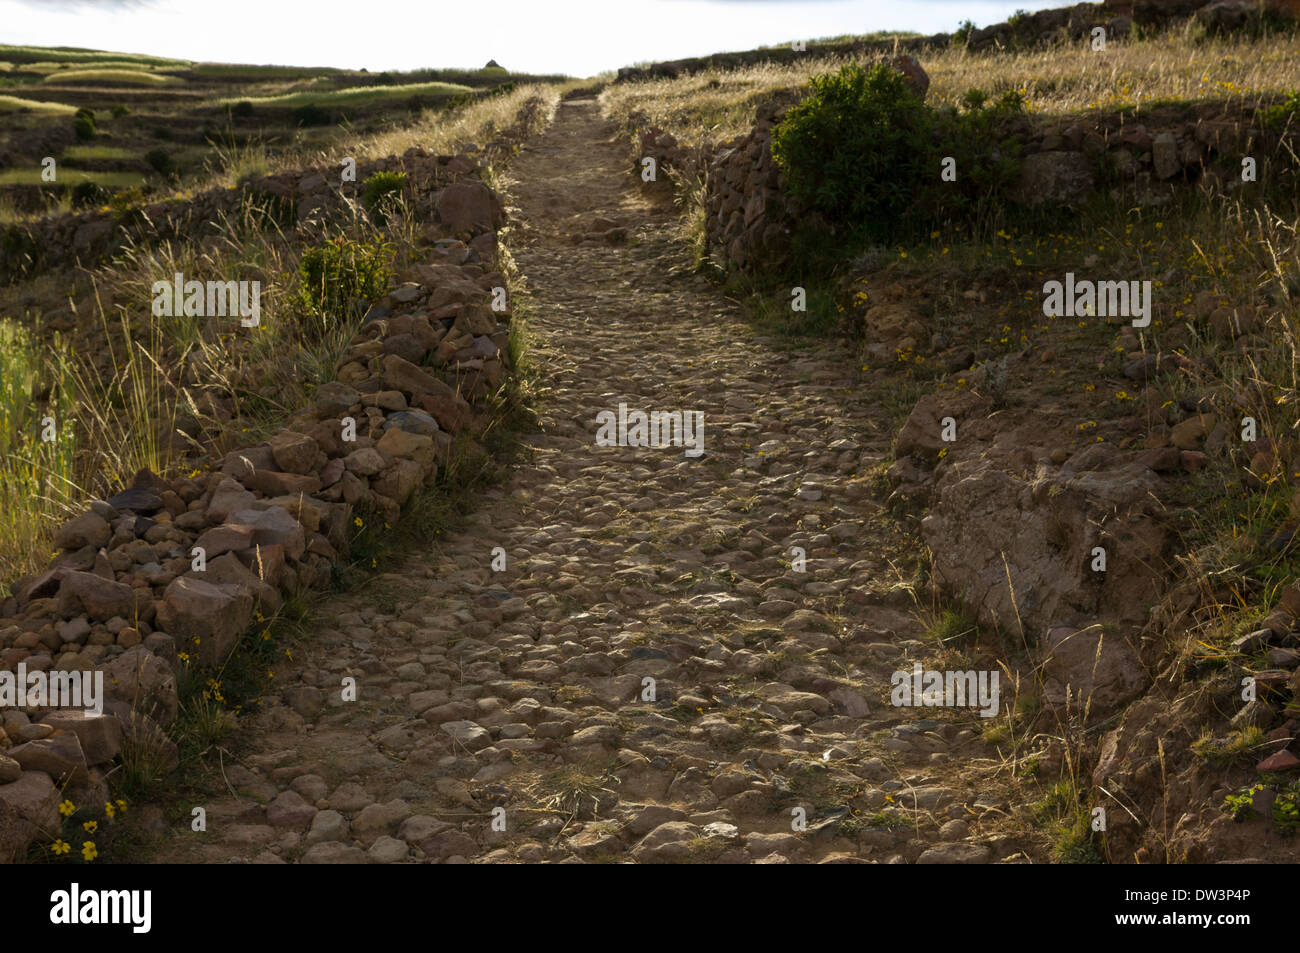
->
xmin=2 ymin=0 xmax=1076 ymax=77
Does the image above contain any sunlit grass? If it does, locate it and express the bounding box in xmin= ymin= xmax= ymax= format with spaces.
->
xmin=218 ymin=80 xmax=472 ymax=109
xmin=601 ymin=30 xmax=1300 ymax=151
xmin=42 ymin=68 xmax=183 ymax=86
xmin=0 ymin=94 xmax=76 ymax=113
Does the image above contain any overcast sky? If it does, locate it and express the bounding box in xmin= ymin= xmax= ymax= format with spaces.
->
xmin=1 ymin=0 xmax=1071 ymax=76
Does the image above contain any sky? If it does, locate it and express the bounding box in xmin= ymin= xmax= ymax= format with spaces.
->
xmin=1 ymin=0 xmax=1072 ymax=77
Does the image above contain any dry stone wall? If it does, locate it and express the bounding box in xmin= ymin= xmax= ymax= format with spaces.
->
xmin=0 ymin=101 xmax=545 ymax=864
xmin=693 ymin=91 xmax=1271 ymax=274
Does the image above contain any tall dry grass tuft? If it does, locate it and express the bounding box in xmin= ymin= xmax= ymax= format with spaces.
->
xmin=0 ymin=320 xmax=78 ymax=587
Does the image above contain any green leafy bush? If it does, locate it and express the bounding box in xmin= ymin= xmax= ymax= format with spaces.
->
xmin=292 ymin=104 xmax=331 ymax=127
xmin=771 ymin=62 xmax=931 ymax=242
xmin=771 ymin=63 xmax=1026 ymax=249
xmin=915 ymin=90 xmax=1027 ymax=226
xmin=294 ymin=235 xmax=393 ymax=336
xmin=1276 ymin=784 xmax=1300 ymax=835
xmin=361 ymin=170 xmax=407 ymax=224
xmin=1261 ymin=90 xmax=1300 ymax=131
xmin=70 ymin=181 xmax=106 ymax=208
xmin=110 ymin=104 xmax=130 ymax=118
xmin=72 ymin=116 xmax=95 ymax=141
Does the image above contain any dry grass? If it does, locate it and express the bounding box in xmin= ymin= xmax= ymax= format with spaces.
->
xmin=925 ymin=29 xmax=1300 ymax=112
xmin=601 ymin=30 xmax=1300 ymax=151
xmin=0 ymin=320 xmax=77 ymax=587
xmin=347 ymin=82 xmax=565 ymax=161
xmin=188 ymin=83 xmax=565 ymax=196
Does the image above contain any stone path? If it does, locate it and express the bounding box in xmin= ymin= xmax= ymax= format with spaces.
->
xmin=145 ymin=98 xmax=1044 ymax=864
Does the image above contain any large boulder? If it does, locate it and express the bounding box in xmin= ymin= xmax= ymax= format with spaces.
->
xmin=921 ymin=453 xmax=1168 ymax=652
xmin=269 ymin=431 xmax=321 ymax=475
xmin=380 ymin=354 xmax=460 ymax=404
xmin=35 ymin=710 xmax=122 ymax=765
xmin=57 ymin=571 xmax=135 ymax=622
xmin=886 ymin=54 xmax=929 ymax=100
xmin=156 ymin=576 xmax=255 ymax=667
xmin=227 ymin=507 xmax=307 ymax=562
xmin=1013 ymin=151 xmax=1096 ymax=207
xmin=97 ymin=647 xmax=179 ymax=726
xmin=7 ymin=732 xmax=88 ymax=784
xmin=1040 ymin=624 xmax=1150 ymax=712
xmin=53 ymin=512 xmax=111 ymax=550
xmin=0 ymin=771 xmax=59 ymax=862
xmin=435 ymin=181 xmax=503 ymax=235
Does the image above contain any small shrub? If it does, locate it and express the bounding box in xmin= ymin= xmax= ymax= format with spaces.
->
xmin=108 ymin=187 xmax=145 ymax=216
xmin=771 ymin=62 xmax=931 ymax=243
xmin=361 ymin=170 xmax=407 ymax=224
xmin=294 ymin=235 xmax=393 ymax=336
xmin=1276 ymin=784 xmax=1300 ymax=835
xmin=110 ymin=104 xmax=130 ymax=118
xmin=292 ymin=104 xmax=331 ymax=127
xmin=771 ymin=62 xmax=1026 ymax=251
xmin=144 ymin=147 xmax=173 ymax=176
xmin=70 ymin=180 xmax=106 ymax=208
xmin=1261 ymin=90 xmax=1300 ymax=131
xmin=1224 ymin=784 xmax=1263 ymax=821
xmin=72 ymin=116 xmax=95 ymax=141
xmin=952 ymin=19 xmax=976 ymax=46
xmin=230 ymin=100 xmax=255 ymax=119
xmin=74 ymin=107 xmax=96 ymax=124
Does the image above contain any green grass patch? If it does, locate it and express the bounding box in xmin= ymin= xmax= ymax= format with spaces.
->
xmin=0 ymin=319 xmax=77 ymax=592
xmin=42 ymin=68 xmax=183 ymax=86
xmin=1191 ymin=725 xmax=1266 ymax=767
xmin=1031 ymin=779 xmax=1104 ymax=863
xmin=0 ymin=44 xmax=188 ymax=68
xmin=219 ymin=81 xmax=474 ymax=110
xmin=0 ymin=168 xmax=144 ymax=187
xmin=63 ymin=144 xmax=139 ymax=161
xmin=0 ymin=94 xmax=76 ymax=113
